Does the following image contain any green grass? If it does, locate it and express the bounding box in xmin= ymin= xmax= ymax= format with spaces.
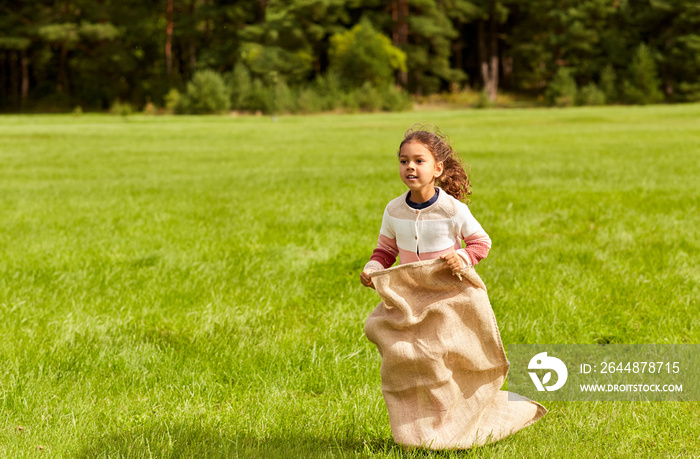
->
xmin=0 ymin=105 xmax=698 ymax=457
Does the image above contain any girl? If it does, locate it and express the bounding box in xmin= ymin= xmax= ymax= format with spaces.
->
xmin=361 ymin=125 xmax=546 ymax=450
xmin=360 ymin=125 xmax=491 ymax=287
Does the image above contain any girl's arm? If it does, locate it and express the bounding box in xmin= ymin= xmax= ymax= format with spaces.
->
xmin=365 ymin=235 xmax=399 ymax=271
xmin=363 ymin=207 xmax=398 ymax=272
xmin=361 ymin=239 xmax=398 ymax=288
xmin=362 ymin=208 xmax=399 ymax=288
xmin=453 ymin=202 xmax=491 ymax=267
xmin=458 ymin=230 xmax=491 ymax=266
xmin=443 ymin=231 xmax=491 ymax=274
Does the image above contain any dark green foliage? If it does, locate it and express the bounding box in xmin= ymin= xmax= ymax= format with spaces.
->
xmin=296 ymin=87 xmax=327 ymax=114
xmin=227 ymin=64 xmax=254 ymax=112
xmin=599 ymin=65 xmax=618 ymax=103
xmin=545 ymin=67 xmax=578 ymax=107
xmin=239 ymin=42 xmax=314 ymax=85
xmin=223 ymin=60 xmax=411 ymax=115
xmin=312 ymin=72 xmax=345 ymax=109
xmin=578 ymin=83 xmax=606 ymax=106
xmin=164 ymin=89 xmax=180 ymax=114
xmin=248 ymin=79 xmax=274 ymax=114
xmin=622 ymin=44 xmax=664 ymax=105
xmin=176 ymin=70 xmax=231 ymax=114
xmin=353 ymin=82 xmax=383 ymax=111
xmin=400 ymin=0 xmax=467 ymax=94
xmin=0 ymin=0 xmax=697 ymax=111
xmin=640 ymin=0 xmax=700 ymax=101
xmin=271 ymin=81 xmax=295 ymax=114
xmin=109 ymin=100 xmax=134 ymax=117
xmin=328 ymin=19 xmax=406 ymax=89
xmin=379 ymin=84 xmax=413 ymax=111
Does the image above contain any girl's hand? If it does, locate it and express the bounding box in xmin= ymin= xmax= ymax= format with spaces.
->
xmin=440 ymin=252 xmax=464 ymax=273
xmin=361 ymin=269 xmax=376 ymax=289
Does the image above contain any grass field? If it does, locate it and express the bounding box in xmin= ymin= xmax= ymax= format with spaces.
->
xmin=0 ymin=104 xmax=698 ymax=457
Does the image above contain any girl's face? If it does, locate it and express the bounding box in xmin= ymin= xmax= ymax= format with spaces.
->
xmin=399 ymin=141 xmax=443 ymax=195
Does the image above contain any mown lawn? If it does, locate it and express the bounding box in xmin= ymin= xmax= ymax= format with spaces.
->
xmin=0 ymin=105 xmax=698 ymax=457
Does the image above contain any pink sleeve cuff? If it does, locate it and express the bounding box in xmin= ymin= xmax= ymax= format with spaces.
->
xmin=461 ymin=230 xmax=491 ymax=265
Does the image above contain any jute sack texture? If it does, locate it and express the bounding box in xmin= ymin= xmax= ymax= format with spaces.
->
xmin=365 ymin=259 xmax=546 ymax=449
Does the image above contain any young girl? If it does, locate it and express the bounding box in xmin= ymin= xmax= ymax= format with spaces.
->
xmin=360 ymin=125 xmax=491 ymax=286
xmin=361 ymin=126 xmax=546 ymax=450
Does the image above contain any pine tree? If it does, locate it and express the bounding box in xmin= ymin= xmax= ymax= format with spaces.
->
xmin=622 ymin=43 xmax=663 ymax=104
xmin=643 ymin=0 xmax=700 ymax=101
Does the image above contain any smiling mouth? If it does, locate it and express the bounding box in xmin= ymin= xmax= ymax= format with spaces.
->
xmin=406 ymin=175 xmax=417 ymax=179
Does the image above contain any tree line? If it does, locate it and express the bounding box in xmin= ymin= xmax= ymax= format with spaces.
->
xmin=1 ymin=0 xmax=698 ymax=113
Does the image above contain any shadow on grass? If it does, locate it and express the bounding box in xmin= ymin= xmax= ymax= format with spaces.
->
xmin=73 ymin=422 xmax=392 ymax=458
xmin=73 ymin=422 xmax=499 ymax=458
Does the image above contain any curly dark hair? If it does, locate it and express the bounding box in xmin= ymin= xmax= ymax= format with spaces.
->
xmin=398 ymin=124 xmax=472 ymax=202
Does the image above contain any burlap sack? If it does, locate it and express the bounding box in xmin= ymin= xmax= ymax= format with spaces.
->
xmin=365 ymin=258 xmax=546 ymax=450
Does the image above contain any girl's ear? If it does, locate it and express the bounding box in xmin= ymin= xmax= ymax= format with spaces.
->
xmin=434 ymin=161 xmax=444 ymax=178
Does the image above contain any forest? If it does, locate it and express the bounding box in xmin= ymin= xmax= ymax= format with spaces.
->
xmin=1 ymin=0 xmax=698 ymax=113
